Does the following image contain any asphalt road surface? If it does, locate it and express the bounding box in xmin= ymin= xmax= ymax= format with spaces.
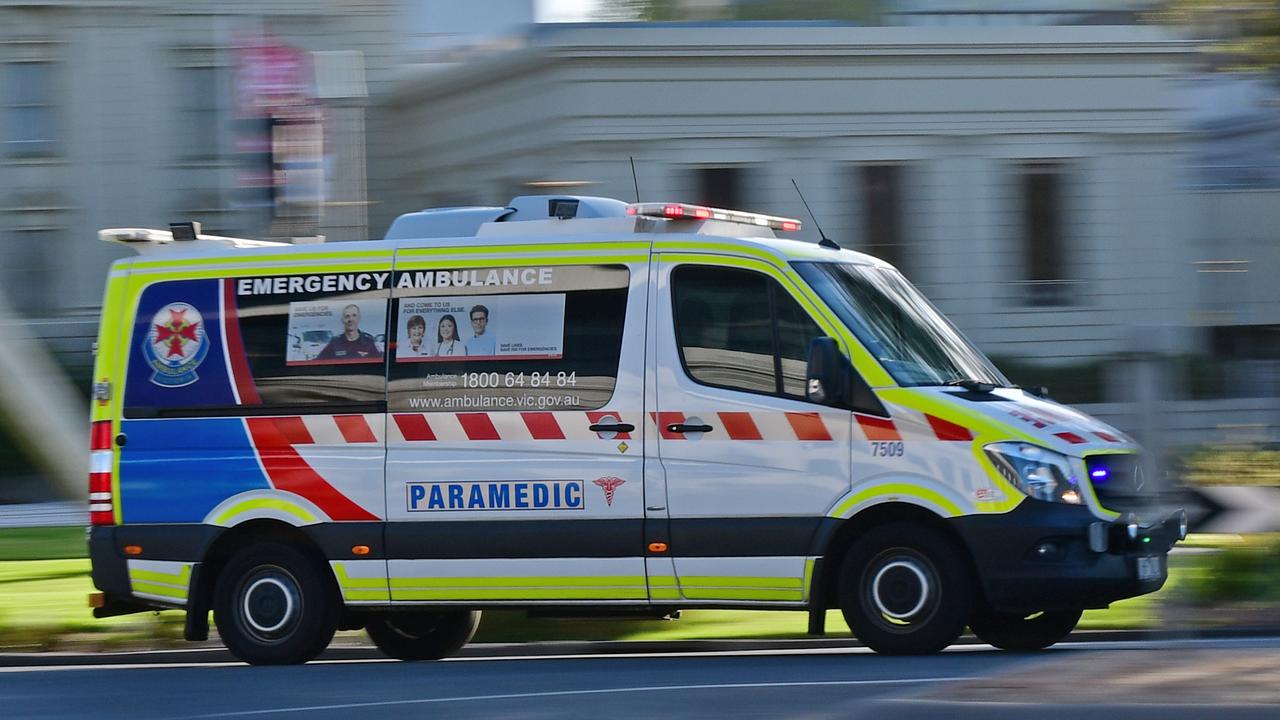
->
xmin=2 ymin=638 xmax=1278 ymax=719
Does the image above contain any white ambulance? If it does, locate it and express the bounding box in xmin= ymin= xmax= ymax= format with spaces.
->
xmin=87 ymin=195 xmax=1186 ymax=664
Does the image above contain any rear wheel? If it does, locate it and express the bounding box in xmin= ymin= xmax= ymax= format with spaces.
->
xmin=968 ymin=607 xmax=1082 ymax=651
xmin=838 ymin=523 xmax=971 ymax=655
xmin=213 ymin=542 xmax=338 ymax=665
xmin=366 ymin=611 xmax=481 ymax=661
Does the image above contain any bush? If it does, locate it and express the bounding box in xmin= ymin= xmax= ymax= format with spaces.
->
xmin=1186 ymin=535 xmax=1280 ymax=606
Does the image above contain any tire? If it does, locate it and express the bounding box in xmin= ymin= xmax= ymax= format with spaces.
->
xmin=213 ymin=542 xmax=339 ymax=665
xmin=969 ymin=607 xmax=1082 ymax=651
xmin=365 ymin=611 xmax=481 ymax=661
xmin=838 ymin=523 xmax=971 ymax=655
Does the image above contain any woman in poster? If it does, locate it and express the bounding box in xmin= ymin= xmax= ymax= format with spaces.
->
xmin=402 ymin=314 xmax=433 ymax=357
xmin=434 ymin=314 xmax=465 ymax=357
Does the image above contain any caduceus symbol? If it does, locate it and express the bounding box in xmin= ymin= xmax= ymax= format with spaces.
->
xmin=593 ymin=476 xmax=626 ymax=506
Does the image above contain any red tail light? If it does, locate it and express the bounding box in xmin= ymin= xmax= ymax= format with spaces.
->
xmin=89 ymin=420 xmax=115 ymax=526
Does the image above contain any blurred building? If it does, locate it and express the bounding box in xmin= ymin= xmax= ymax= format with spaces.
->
xmin=377 ymin=23 xmax=1280 ymax=443
xmin=0 ymin=0 xmax=399 ymax=382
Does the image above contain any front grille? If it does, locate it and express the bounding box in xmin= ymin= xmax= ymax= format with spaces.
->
xmin=1085 ymin=454 xmax=1159 ymax=513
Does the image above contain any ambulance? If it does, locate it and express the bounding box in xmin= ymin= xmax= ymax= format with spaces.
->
xmin=87 ymin=195 xmax=1186 ymax=664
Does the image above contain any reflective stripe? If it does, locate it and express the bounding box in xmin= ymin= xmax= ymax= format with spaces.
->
xmin=333 ymin=562 xmax=390 ymax=602
xmin=398 ymin=241 xmax=651 ymax=257
xmin=392 ymin=588 xmax=647 ymax=600
xmin=388 ymin=575 xmax=645 ymax=588
xmin=213 ymin=497 xmax=318 ymax=526
xmin=89 ymin=451 xmax=113 ymax=474
xmin=131 ymin=581 xmax=187 ymax=600
xmin=680 ymin=588 xmax=804 ymax=601
xmin=802 ymin=558 xmax=817 ymax=602
xmin=830 ymin=482 xmax=964 ymax=519
xmin=393 ymin=255 xmax=647 ymax=270
xmin=678 ymin=576 xmax=803 ymax=589
xmin=388 ymin=574 xmax=647 ymax=601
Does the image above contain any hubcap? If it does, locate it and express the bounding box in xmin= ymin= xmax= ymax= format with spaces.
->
xmin=241 ymin=572 xmax=299 ymax=637
xmin=870 ymin=558 xmax=931 ymax=620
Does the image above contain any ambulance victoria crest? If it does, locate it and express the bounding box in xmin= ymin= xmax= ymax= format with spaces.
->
xmin=86 ymin=196 xmax=1187 ymax=664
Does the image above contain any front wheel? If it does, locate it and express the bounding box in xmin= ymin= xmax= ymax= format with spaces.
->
xmin=969 ymin=607 xmax=1082 ymax=651
xmin=213 ymin=542 xmax=339 ymax=665
xmin=838 ymin=523 xmax=971 ymax=655
xmin=366 ymin=611 xmax=481 ymax=661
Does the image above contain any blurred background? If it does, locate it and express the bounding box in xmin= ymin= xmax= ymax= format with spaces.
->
xmin=0 ymin=1 xmax=1279 ymax=640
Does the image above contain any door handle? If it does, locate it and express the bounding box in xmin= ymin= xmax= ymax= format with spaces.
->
xmin=666 ymin=423 xmax=713 ymax=434
xmin=589 ymin=422 xmax=635 ymax=433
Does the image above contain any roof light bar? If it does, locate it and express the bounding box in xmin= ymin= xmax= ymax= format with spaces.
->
xmin=628 ymin=203 xmax=802 ymax=233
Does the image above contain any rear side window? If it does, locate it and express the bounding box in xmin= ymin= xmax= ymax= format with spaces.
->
xmin=123 ymin=274 xmax=390 ymax=417
xmin=672 ymin=265 xmax=824 ymax=400
xmin=387 ymin=264 xmax=630 ymax=412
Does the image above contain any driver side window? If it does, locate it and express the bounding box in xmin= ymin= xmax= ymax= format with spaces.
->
xmin=672 ymin=265 xmax=824 ymax=400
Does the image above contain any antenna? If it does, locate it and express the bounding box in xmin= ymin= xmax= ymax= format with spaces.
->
xmin=791 ymin=180 xmax=839 ymax=250
xmin=629 ymin=157 xmax=641 ymax=203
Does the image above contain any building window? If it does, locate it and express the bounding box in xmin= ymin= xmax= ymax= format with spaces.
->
xmin=860 ymin=164 xmax=907 ymax=273
xmin=177 ymin=66 xmax=222 ymax=160
xmin=1 ymin=229 xmax=55 ymax=313
xmin=1020 ymin=162 xmax=1070 ymax=306
xmin=693 ymin=167 xmax=743 ymax=209
xmin=4 ymin=63 xmax=56 ymax=158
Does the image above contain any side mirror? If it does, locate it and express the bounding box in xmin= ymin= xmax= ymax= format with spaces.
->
xmin=806 ymin=337 xmax=851 ymax=407
xmin=806 ymin=336 xmax=887 ymax=415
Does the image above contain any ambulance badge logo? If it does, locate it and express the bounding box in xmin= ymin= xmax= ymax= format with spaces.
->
xmin=143 ymin=302 xmax=209 ymax=387
xmin=593 ymin=476 xmax=625 ymax=506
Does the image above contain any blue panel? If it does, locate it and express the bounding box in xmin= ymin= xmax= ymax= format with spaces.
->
xmin=119 ymin=418 xmax=269 ymax=523
xmin=124 ymin=278 xmax=239 ymax=411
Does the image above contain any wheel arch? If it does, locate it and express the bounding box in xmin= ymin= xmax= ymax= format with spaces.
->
xmin=186 ymin=520 xmax=338 ymax=640
xmin=814 ymin=503 xmax=982 ymax=611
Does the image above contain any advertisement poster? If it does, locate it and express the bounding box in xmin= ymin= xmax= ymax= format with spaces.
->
xmin=396 ymin=294 xmax=565 ymax=362
xmin=285 ymin=299 xmax=387 ymax=365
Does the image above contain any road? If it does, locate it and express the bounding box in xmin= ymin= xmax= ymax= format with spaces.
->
xmin=2 ymin=638 xmax=1278 ymax=719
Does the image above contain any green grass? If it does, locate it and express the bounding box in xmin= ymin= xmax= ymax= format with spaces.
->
xmin=0 ymin=526 xmax=88 ymax=561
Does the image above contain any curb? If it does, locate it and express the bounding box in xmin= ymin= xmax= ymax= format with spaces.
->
xmin=2 ymin=626 xmax=1279 ymax=667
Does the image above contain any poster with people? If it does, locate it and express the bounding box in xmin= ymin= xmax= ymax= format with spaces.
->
xmin=285 ymin=299 xmax=387 ymax=365
xmin=395 ymin=294 xmax=565 ymax=362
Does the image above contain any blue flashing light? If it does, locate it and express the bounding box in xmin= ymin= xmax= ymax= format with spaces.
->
xmin=1090 ymin=469 xmax=1109 ymax=479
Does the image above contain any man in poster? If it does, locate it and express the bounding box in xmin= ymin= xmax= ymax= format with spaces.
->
xmin=465 ymin=304 xmax=497 ymax=357
xmin=318 ymin=303 xmax=382 ymax=360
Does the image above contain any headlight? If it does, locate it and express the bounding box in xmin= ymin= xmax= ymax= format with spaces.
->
xmin=984 ymin=442 xmax=1082 ymax=504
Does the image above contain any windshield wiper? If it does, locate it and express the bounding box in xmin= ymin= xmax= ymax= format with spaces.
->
xmin=944 ymin=379 xmax=998 ymax=393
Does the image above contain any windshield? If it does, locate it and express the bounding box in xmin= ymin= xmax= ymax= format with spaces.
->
xmin=794 ymin=262 xmax=1007 ymax=387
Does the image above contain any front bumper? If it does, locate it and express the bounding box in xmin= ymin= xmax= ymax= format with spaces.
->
xmin=949 ymin=500 xmax=1185 ymax=614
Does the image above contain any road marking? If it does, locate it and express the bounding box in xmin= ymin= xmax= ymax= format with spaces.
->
xmin=172 ymin=677 xmax=974 ymax=718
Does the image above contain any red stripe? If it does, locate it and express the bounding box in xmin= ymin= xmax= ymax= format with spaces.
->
xmin=855 ymin=414 xmax=901 ymax=441
xmin=586 ymin=411 xmax=632 ymax=440
xmin=245 ymin=417 xmax=377 ymax=521
xmin=221 ymin=280 xmax=261 ymax=405
xmin=786 ymin=412 xmax=832 ymax=441
xmin=652 ymin=412 xmax=686 ymax=440
xmin=457 ymin=413 xmax=501 ymax=440
xmin=1055 ymin=432 xmax=1087 ymax=445
xmin=522 ymin=412 xmax=565 ymax=440
xmin=718 ymin=412 xmax=762 ymax=440
xmin=272 ymin=416 xmax=313 ymax=446
xmin=334 ymin=415 xmax=377 ymax=443
xmin=926 ymin=415 xmax=973 ymax=442
xmin=393 ymin=414 xmax=436 ymax=442
xmin=1094 ymin=431 xmax=1119 ymax=443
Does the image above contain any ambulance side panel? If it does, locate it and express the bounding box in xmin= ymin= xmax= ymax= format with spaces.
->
xmin=107 ymin=252 xmax=396 ymax=606
xmin=383 ymin=247 xmax=651 ymax=604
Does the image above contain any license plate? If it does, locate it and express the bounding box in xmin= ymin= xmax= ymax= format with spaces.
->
xmin=1136 ymin=556 xmax=1163 ymax=581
